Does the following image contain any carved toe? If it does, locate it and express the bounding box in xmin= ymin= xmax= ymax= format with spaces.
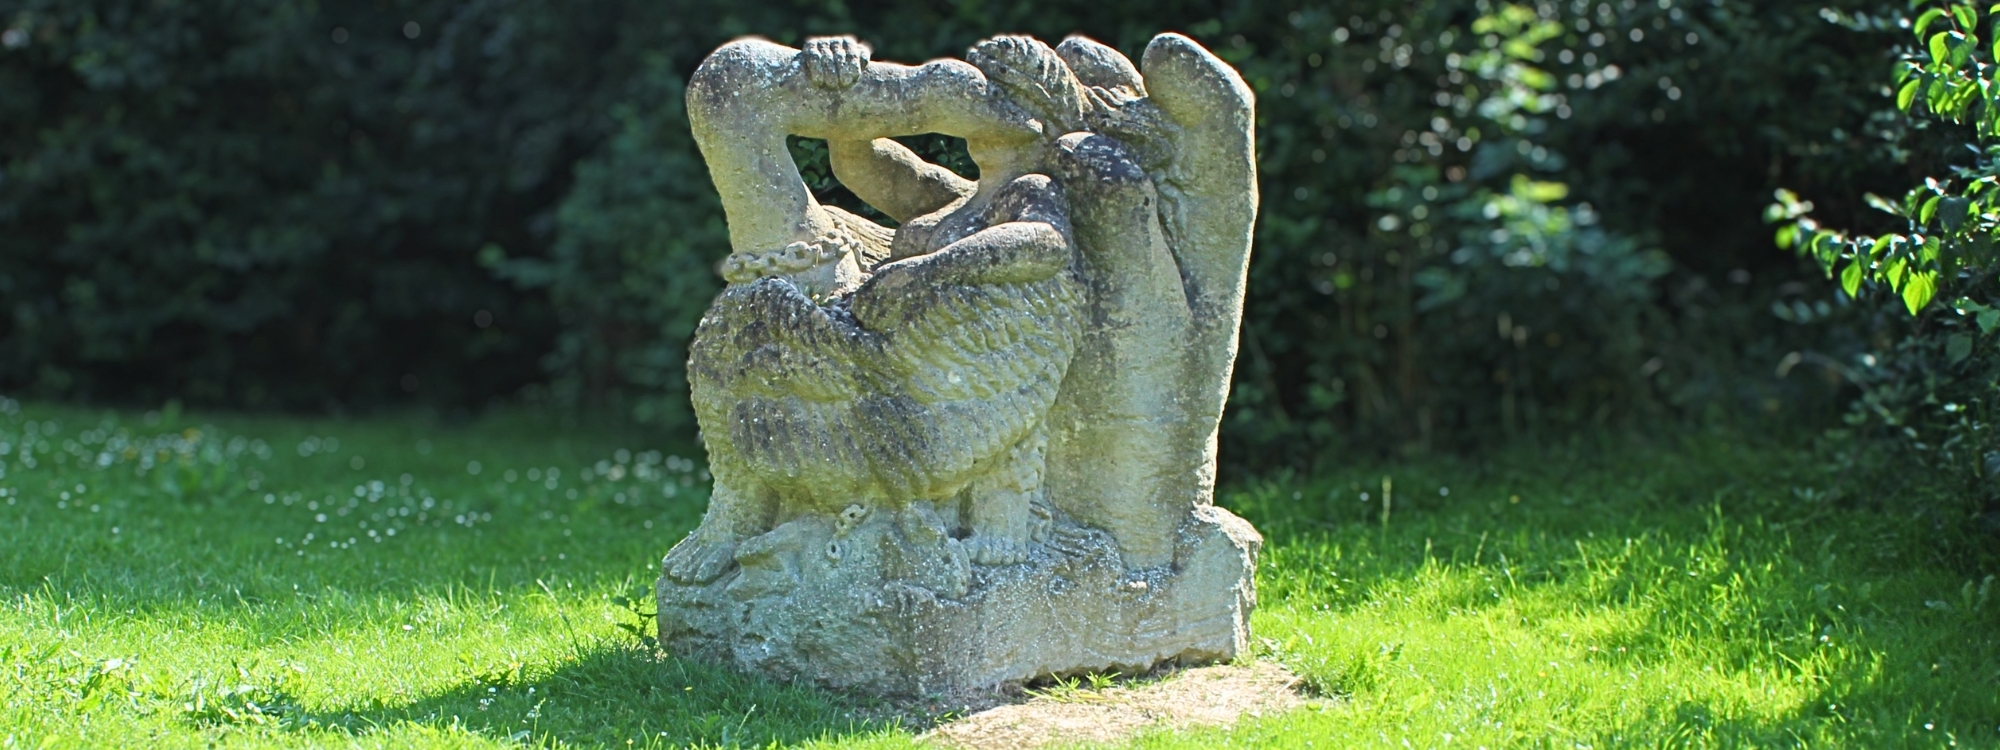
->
xmin=802 ymin=36 xmax=871 ymax=90
xmin=663 ymin=537 xmax=739 ymax=584
xmin=967 ymin=535 xmax=1028 ymax=566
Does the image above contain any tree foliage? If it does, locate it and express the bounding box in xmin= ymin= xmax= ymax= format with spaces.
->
xmin=1195 ymin=0 xmax=1906 ymax=464
xmin=1767 ymin=0 xmax=2000 ymax=509
xmin=0 ymin=0 xmax=1922 ymax=465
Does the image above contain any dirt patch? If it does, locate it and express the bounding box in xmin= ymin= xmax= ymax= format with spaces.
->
xmin=922 ymin=662 xmax=1317 ymax=749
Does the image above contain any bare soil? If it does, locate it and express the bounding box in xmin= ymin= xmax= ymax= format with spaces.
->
xmin=922 ymin=662 xmax=1317 ymax=749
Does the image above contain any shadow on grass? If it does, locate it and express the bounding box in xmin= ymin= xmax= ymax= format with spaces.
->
xmin=1604 ymin=688 xmax=1975 ymax=747
xmin=1778 ymin=634 xmax=2000 ymax=744
xmin=297 ymin=644 xmax=908 ymax=748
xmin=1224 ymin=438 xmax=2000 ymax=746
xmin=1605 ymin=699 xmax=1794 ymax=747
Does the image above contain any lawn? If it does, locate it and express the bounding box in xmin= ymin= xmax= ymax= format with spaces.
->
xmin=1 ymin=397 xmax=1995 ymax=748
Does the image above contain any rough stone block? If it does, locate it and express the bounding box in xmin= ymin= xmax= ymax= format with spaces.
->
xmin=660 ymin=504 xmax=1259 ymax=694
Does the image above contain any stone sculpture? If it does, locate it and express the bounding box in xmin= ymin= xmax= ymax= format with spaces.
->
xmin=657 ymin=30 xmax=1261 ymax=695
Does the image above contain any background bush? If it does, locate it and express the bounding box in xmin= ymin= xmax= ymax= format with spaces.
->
xmin=0 ymin=0 xmax=1931 ymax=465
xmin=1766 ymin=0 xmax=2000 ymax=530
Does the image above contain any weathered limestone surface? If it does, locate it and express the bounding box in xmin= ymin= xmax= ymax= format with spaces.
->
xmin=658 ymin=31 xmax=1261 ymax=695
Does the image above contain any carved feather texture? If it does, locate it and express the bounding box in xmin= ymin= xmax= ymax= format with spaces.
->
xmin=689 ymin=270 xmax=1082 ymax=509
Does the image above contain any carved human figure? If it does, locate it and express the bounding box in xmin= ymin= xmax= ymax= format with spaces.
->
xmin=667 ymin=29 xmax=1256 ymax=576
xmin=658 ymin=31 xmax=1260 ymax=694
xmin=664 ymin=35 xmax=1100 ymax=582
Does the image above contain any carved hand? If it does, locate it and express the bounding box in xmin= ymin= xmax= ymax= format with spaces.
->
xmin=1081 ymin=86 xmax=1175 ymax=169
xmin=801 ymin=36 xmax=871 ymax=90
xmin=967 ymin=35 xmax=1087 ymax=134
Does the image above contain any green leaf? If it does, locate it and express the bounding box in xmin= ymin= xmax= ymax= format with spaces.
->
xmin=1923 ymin=234 xmax=1943 ymax=264
xmin=1978 ymin=309 xmax=2000 ymax=332
xmin=1955 ymin=4 xmax=1979 ymax=34
xmin=1941 ymin=196 xmax=1972 ymax=231
xmin=1775 ymin=224 xmax=1799 ymax=250
xmin=1922 ymin=194 xmax=1943 ymax=225
xmin=1903 ymin=270 xmax=1939 ymax=314
xmin=1510 ymin=175 xmax=1569 ymax=202
xmin=1866 ymin=192 xmax=1904 ymax=215
xmin=1811 ymin=233 xmax=1841 ymax=272
xmin=1953 ymin=83 xmax=1980 ymax=119
xmin=1888 ymin=256 xmax=1910 ymax=290
xmin=1899 ymin=79 xmax=1923 ymax=111
xmin=1917 ymin=8 xmax=1950 ymax=39
xmin=1932 ymin=31 xmax=1952 ymax=63
xmin=1871 ymin=234 xmax=1898 ymax=259
xmin=1951 ymin=33 xmax=1976 ymax=67
xmin=1948 ymin=332 xmax=1974 ymax=363
xmin=1841 ymin=259 xmax=1865 ymax=297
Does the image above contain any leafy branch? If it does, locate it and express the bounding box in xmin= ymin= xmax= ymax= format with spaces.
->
xmin=1769 ymin=0 xmax=2000 ymax=317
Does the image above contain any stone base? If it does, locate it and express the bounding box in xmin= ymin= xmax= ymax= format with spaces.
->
xmin=657 ymin=504 xmax=1261 ymax=696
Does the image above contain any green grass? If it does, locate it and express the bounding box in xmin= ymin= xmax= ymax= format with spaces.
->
xmin=0 ymin=398 xmax=1994 ymax=748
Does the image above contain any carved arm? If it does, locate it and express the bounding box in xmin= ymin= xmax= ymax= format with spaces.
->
xmin=861 ymin=221 xmax=1068 ymax=295
xmin=828 ymin=138 xmax=975 ymax=224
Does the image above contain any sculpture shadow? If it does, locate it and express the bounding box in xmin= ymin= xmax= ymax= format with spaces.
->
xmin=296 ymin=644 xmax=912 ymax=748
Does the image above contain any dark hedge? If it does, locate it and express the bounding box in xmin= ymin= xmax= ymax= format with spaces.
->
xmin=0 ymin=0 xmax=1912 ymax=464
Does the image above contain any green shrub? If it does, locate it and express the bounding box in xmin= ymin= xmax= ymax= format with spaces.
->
xmin=1154 ymin=0 xmax=1908 ymax=464
xmin=1767 ymin=0 xmax=2000 ymax=522
xmin=0 ymin=0 xmax=640 ymax=410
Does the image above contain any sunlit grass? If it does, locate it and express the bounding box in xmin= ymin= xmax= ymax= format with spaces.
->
xmin=1198 ymin=440 xmax=2000 ymax=749
xmin=0 ymin=399 xmax=1993 ymax=748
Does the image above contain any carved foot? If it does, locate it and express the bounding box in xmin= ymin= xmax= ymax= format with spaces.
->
xmin=662 ymin=532 xmax=741 ymax=584
xmin=965 ymin=533 xmax=1029 ymax=566
xmin=963 ymin=429 xmax=1048 ymax=567
xmin=967 ymin=491 xmax=1035 ymax=566
xmin=801 ymin=36 xmax=871 ymax=90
